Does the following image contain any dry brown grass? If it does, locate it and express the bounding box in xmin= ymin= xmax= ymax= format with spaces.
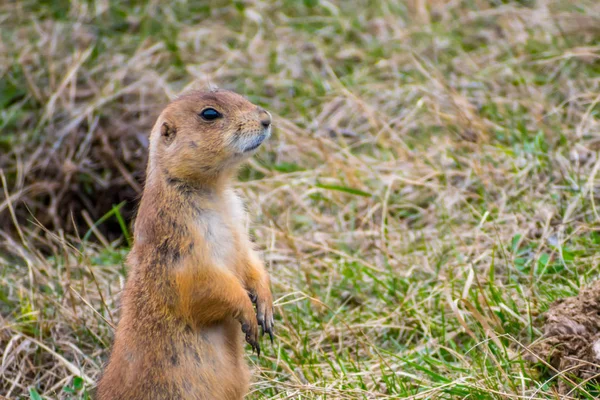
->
xmin=2 ymin=0 xmax=600 ymax=398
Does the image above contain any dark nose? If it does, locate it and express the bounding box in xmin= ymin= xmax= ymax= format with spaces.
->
xmin=258 ymin=108 xmax=271 ymax=128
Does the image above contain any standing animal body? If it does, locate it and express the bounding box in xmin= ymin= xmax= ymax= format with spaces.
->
xmin=96 ymin=90 xmax=274 ymax=400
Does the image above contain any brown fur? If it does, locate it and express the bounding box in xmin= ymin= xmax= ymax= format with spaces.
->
xmin=96 ymin=90 xmax=274 ymax=400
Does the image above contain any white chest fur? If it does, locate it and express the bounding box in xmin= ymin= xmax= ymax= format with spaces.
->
xmin=196 ymin=190 xmax=247 ymax=270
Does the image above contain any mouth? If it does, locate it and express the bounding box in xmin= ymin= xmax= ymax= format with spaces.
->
xmin=242 ymin=133 xmax=268 ymax=153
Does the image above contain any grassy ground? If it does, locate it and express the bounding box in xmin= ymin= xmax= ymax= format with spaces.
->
xmin=2 ymin=0 xmax=600 ymax=398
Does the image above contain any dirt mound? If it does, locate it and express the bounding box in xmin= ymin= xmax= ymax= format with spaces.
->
xmin=529 ymin=281 xmax=600 ymax=392
xmin=0 ymin=15 xmax=183 ymax=243
xmin=0 ymin=106 xmax=153 ymax=241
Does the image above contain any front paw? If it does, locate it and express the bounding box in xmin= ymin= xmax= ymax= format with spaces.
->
xmin=240 ymin=310 xmax=260 ymax=356
xmin=251 ymin=288 xmax=274 ymax=343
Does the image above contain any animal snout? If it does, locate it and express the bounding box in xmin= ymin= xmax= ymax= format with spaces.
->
xmin=258 ymin=108 xmax=271 ymax=129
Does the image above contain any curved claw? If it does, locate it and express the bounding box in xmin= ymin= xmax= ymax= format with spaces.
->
xmin=245 ymin=332 xmax=260 ymax=356
xmin=268 ymin=328 xmax=274 ymax=344
xmin=258 ymin=312 xmax=275 ymax=345
xmin=241 ymin=320 xmax=260 ymax=355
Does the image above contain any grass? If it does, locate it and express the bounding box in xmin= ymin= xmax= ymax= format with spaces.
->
xmin=2 ymin=0 xmax=600 ymax=398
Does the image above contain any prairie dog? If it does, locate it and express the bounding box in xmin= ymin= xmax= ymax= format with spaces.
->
xmin=97 ymin=90 xmax=275 ymax=400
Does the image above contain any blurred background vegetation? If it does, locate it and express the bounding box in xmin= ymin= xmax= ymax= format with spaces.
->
xmin=1 ymin=0 xmax=600 ymax=398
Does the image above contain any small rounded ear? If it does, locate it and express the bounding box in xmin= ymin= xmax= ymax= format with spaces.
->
xmin=161 ymin=122 xmax=176 ymax=145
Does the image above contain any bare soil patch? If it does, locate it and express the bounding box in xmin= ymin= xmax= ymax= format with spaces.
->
xmin=529 ymin=281 xmax=600 ymax=392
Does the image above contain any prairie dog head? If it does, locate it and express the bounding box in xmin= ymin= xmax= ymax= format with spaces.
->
xmin=149 ymin=89 xmax=271 ymax=183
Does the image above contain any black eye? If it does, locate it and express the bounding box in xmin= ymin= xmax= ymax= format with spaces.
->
xmin=200 ymin=108 xmax=222 ymax=121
